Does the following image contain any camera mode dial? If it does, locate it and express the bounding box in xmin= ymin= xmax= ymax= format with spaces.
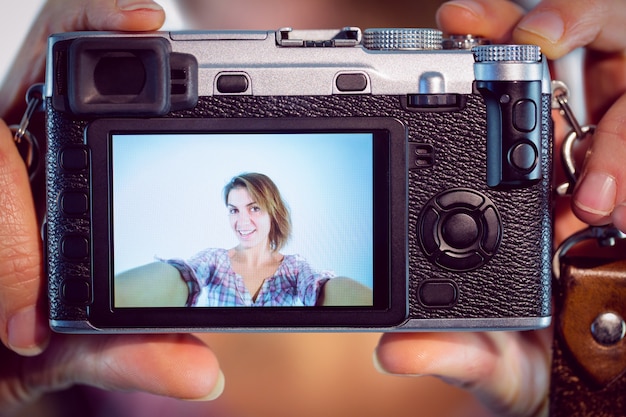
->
xmin=363 ymin=28 xmax=443 ymax=50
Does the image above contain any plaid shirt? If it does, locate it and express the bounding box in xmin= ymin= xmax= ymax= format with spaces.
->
xmin=164 ymin=248 xmax=334 ymax=306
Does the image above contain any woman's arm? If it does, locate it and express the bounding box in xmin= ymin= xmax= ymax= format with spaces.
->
xmin=115 ymin=262 xmax=189 ymax=307
xmin=317 ymin=277 xmax=373 ymax=306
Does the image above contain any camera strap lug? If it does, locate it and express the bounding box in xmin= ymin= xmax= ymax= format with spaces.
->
xmin=9 ymin=83 xmax=44 ymax=181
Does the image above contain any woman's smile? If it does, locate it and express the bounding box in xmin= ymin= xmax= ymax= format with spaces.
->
xmin=237 ymin=228 xmax=256 ymax=238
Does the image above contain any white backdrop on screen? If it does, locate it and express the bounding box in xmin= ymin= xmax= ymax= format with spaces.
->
xmin=112 ymin=132 xmax=375 ymax=289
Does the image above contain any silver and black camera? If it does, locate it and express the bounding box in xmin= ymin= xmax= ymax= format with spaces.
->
xmin=44 ymin=27 xmax=553 ymax=332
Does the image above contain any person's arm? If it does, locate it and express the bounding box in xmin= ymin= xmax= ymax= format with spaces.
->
xmin=115 ymin=262 xmax=189 ymax=307
xmin=317 ymin=277 xmax=373 ymax=306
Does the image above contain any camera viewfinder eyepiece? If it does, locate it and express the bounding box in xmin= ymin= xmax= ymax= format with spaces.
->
xmin=67 ymin=37 xmax=197 ymax=116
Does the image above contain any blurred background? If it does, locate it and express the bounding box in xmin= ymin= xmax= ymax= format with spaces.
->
xmin=3 ymin=1 xmax=497 ymax=416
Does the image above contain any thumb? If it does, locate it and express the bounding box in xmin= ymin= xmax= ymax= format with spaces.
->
xmin=0 ymin=120 xmax=49 ymax=356
xmin=1 ymin=333 xmax=224 ymax=414
xmin=512 ymin=0 xmax=626 ymax=60
xmin=54 ymin=0 xmax=166 ymax=32
xmin=374 ymin=330 xmax=552 ymax=417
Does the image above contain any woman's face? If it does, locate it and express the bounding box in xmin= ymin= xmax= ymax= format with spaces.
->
xmin=227 ymin=186 xmax=272 ymax=249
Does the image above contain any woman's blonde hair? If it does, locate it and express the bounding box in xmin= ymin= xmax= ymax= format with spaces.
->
xmin=224 ymin=173 xmax=292 ymax=251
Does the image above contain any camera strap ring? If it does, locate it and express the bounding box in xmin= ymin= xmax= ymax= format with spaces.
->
xmin=551 ymin=80 xmax=597 ymax=196
xmin=9 ymin=83 xmax=44 ymax=181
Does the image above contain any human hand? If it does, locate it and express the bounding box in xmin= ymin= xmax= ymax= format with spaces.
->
xmin=0 ymin=0 xmax=166 ymax=122
xmin=376 ymin=1 xmax=626 ymax=416
xmin=0 ymin=1 xmax=223 ymax=414
xmin=436 ymin=0 xmax=626 ymax=234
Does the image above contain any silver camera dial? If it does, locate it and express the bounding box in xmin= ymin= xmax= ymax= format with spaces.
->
xmin=363 ymin=28 xmax=443 ymax=50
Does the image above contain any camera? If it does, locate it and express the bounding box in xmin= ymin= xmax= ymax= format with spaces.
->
xmin=44 ymin=27 xmax=553 ymax=333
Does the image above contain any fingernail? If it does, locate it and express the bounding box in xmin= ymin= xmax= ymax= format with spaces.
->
xmin=7 ymin=306 xmax=49 ymax=356
xmin=442 ymin=0 xmax=486 ymax=19
xmin=189 ymin=370 xmax=225 ymax=401
xmin=372 ymin=351 xmax=426 ymax=377
xmin=574 ymin=172 xmax=617 ymax=217
xmin=372 ymin=351 xmax=389 ymax=374
xmin=517 ymin=11 xmax=565 ymax=44
xmin=116 ymin=0 xmax=164 ymax=12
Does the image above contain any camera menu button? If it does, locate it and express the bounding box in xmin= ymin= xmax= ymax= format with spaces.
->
xmin=441 ymin=212 xmax=479 ymax=249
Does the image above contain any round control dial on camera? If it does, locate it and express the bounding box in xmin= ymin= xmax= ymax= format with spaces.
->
xmin=472 ymin=44 xmax=542 ymax=63
xmin=363 ymin=28 xmax=443 ymax=50
xmin=418 ymin=188 xmax=502 ymax=272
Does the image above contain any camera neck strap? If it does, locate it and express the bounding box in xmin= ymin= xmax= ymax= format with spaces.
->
xmin=550 ymin=80 xmax=626 ymax=416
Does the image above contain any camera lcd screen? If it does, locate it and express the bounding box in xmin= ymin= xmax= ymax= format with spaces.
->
xmin=87 ymin=117 xmax=407 ymax=328
xmin=112 ymin=131 xmax=375 ymax=307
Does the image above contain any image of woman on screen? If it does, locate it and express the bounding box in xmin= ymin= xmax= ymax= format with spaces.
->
xmin=115 ymin=172 xmax=372 ymax=307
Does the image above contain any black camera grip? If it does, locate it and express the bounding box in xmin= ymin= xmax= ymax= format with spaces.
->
xmin=475 ymin=80 xmax=543 ymax=189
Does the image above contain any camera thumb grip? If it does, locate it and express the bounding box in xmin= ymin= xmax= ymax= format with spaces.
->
xmin=476 ymin=80 xmax=543 ymax=189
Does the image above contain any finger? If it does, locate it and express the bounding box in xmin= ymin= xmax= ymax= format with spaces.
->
xmin=0 ymin=0 xmax=165 ymax=122
xmin=435 ymin=0 xmax=525 ymax=43
xmin=571 ymin=93 xmax=626 ymax=231
xmin=374 ymin=331 xmax=552 ymax=417
xmin=513 ymin=0 xmax=626 ymax=59
xmin=0 ymin=120 xmax=49 ymax=356
xmin=2 ymin=334 xmax=224 ymax=413
xmin=53 ymin=0 xmax=166 ymax=32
